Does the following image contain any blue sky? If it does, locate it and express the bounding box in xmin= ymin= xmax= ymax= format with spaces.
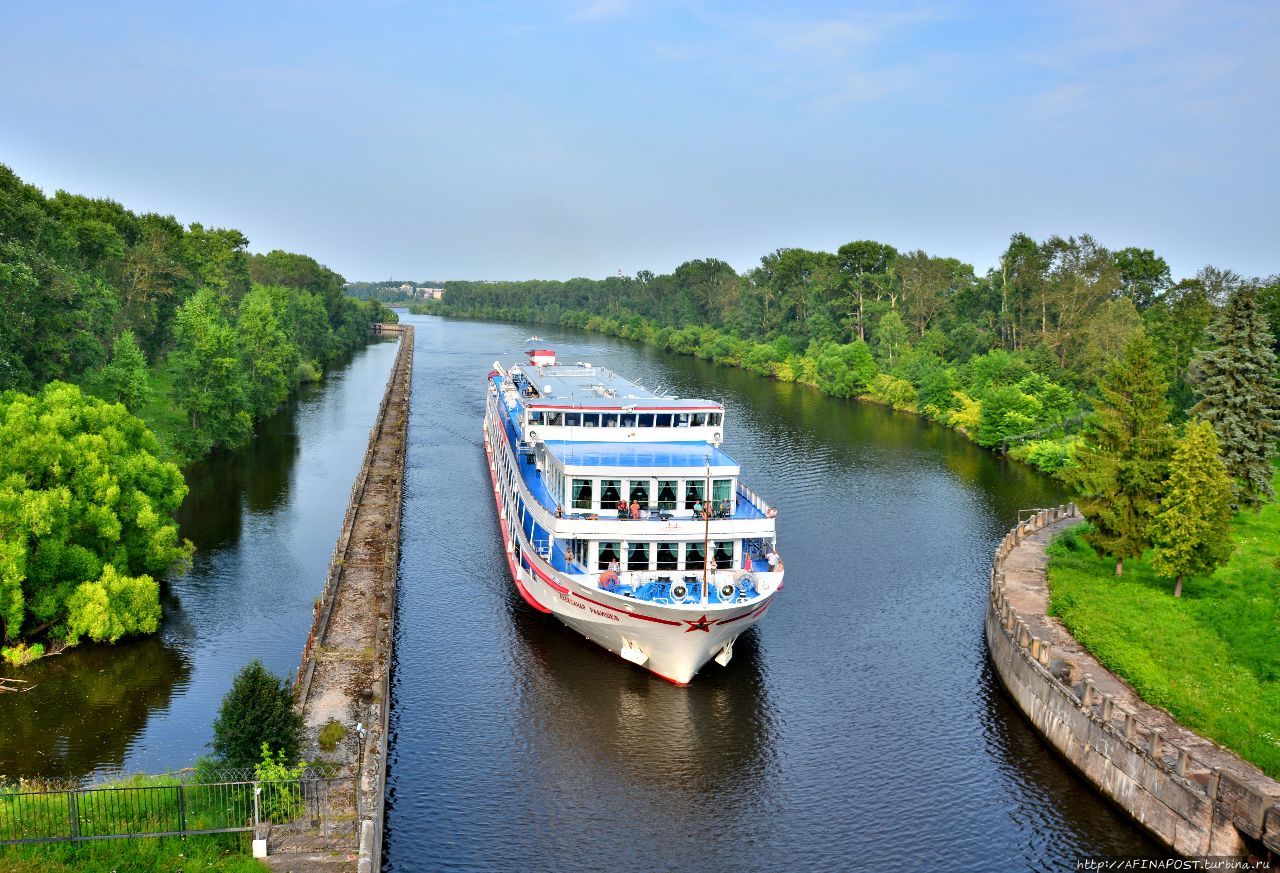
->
xmin=2 ymin=1 xmax=1276 ymax=282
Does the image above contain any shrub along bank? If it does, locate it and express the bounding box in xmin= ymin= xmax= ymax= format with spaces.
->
xmin=1045 ymin=468 xmax=1280 ymax=778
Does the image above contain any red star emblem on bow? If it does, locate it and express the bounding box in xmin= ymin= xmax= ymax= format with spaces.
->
xmin=683 ymin=614 xmax=713 ymax=633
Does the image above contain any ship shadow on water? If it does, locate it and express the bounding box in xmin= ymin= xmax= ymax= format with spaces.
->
xmin=500 ymin=588 xmax=780 ymax=797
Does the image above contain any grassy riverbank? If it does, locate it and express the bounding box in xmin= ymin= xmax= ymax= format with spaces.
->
xmin=1045 ymin=468 xmax=1280 ymax=778
xmin=0 ymin=834 xmax=266 ymax=872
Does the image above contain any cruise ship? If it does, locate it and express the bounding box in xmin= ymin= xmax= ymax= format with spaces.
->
xmin=483 ymin=348 xmax=784 ymax=684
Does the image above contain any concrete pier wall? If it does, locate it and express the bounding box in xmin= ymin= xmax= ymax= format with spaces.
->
xmin=286 ymin=323 xmax=413 ymax=872
xmin=986 ymin=506 xmax=1280 ymax=858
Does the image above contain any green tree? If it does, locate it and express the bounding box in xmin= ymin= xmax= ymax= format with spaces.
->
xmin=237 ymin=286 xmax=299 ymax=418
xmin=1113 ymin=247 xmax=1171 ymax=309
xmin=1062 ymin=333 xmax=1174 ymax=575
xmin=834 ymin=240 xmax=897 ymax=341
xmin=87 ymin=330 xmax=149 ymax=412
xmin=1149 ymin=420 xmax=1234 ymax=597
xmin=1189 ymin=286 xmax=1280 ymax=509
xmin=210 ymin=659 xmax=303 ymax=768
xmin=1076 ymin=297 xmax=1143 ymax=377
xmin=873 ymin=310 xmax=910 ymax=368
xmin=0 ymin=382 xmax=191 ymax=643
xmin=976 ymin=384 xmax=1040 ymax=447
xmin=170 ymin=289 xmax=252 ymax=455
xmin=815 ymin=340 xmax=877 ymax=398
xmin=1144 ymin=280 xmax=1214 ymax=416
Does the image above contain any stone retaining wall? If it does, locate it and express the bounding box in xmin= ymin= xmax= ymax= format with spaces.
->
xmin=986 ymin=506 xmax=1280 ymax=859
xmin=279 ymin=323 xmax=413 ymax=872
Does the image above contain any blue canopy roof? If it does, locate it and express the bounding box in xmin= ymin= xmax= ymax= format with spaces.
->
xmin=542 ymin=440 xmax=740 ymax=470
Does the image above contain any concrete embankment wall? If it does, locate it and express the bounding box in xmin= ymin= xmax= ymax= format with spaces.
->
xmin=289 ymin=322 xmax=413 ymax=872
xmin=986 ymin=506 xmax=1280 ymax=858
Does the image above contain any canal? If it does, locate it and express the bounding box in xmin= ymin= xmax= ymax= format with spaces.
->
xmin=383 ymin=313 xmax=1162 ymax=871
xmin=0 ymin=338 xmax=402 ymax=779
xmin=0 ymin=313 xmax=1162 ymax=869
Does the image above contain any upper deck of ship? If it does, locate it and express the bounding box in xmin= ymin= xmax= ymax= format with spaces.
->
xmin=497 ymin=350 xmax=727 ymax=446
xmin=510 ymin=353 xmax=719 ymax=411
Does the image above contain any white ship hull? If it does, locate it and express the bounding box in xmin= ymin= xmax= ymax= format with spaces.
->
xmin=484 ymin=422 xmax=782 ymax=685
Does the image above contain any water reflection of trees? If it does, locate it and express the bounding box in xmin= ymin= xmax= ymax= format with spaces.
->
xmin=0 ymin=635 xmax=190 ymax=780
xmin=175 ymin=388 xmax=304 ymax=552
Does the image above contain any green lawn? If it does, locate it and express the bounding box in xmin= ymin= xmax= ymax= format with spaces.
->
xmin=1046 ymin=471 xmax=1280 ymax=778
xmin=0 ymin=834 xmax=266 ymax=872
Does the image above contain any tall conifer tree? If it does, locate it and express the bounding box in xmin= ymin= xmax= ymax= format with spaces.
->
xmin=1063 ymin=333 xmax=1174 ymax=575
xmin=1189 ymin=286 xmax=1280 ymax=509
xmin=1149 ymin=420 xmax=1234 ymax=597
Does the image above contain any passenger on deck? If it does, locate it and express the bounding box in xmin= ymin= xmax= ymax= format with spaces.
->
xmin=608 ymin=557 xmax=621 ymax=574
xmin=555 ymin=504 xmax=564 ymax=518
xmin=629 ymin=499 xmax=641 ymax=520
xmin=708 ymin=556 xmax=718 ymax=572
xmin=693 ymin=500 xmax=706 ymax=519
xmin=767 ymin=548 xmax=783 ymax=573
xmin=617 ymin=499 xmax=628 ymax=519
xmin=719 ymin=499 xmax=732 ymax=518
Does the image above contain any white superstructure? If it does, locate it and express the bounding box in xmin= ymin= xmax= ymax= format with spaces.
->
xmin=483 ymin=349 xmax=784 ymax=684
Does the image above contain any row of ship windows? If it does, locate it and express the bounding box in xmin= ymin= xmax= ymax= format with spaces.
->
xmin=581 ymin=539 xmax=736 ymax=571
xmin=527 ymin=410 xmax=723 ymax=428
xmin=569 ymin=477 xmax=733 ymax=511
xmin=499 ymin=443 xmax=741 ymax=572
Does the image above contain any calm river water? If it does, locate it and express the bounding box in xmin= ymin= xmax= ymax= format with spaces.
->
xmin=383 ymin=313 xmax=1162 ymax=871
xmin=0 ymin=338 xmax=401 ymax=780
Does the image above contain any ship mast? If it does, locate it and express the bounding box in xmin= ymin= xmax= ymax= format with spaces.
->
xmin=702 ymin=454 xmax=711 ymax=603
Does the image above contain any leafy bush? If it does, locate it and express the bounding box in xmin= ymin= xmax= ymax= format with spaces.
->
xmin=254 ymin=743 xmax=307 ymax=823
xmin=211 ymin=659 xmax=302 ymax=769
xmin=0 ymin=381 xmax=192 ymax=646
xmin=965 ymin=348 xmax=1031 ymax=395
xmin=975 ymin=384 xmax=1041 ymax=447
xmin=867 ymin=373 xmax=917 ymax=411
xmin=1 ymin=641 xmax=43 ymax=667
xmin=317 ymin=719 xmax=346 ymax=752
xmin=918 ymin=367 xmax=959 ymax=419
xmin=946 ymin=391 xmax=981 ymax=432
xmin=1013 ymin=437 xmax=1080 ymax=473
xmin=815 ymin=340 xmax=877 ymax=398
xmin=295 ymin=359 xmax=323 ymax=384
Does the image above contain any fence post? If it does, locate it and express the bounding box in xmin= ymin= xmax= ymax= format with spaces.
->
xmin=67 ymin=789 xmax=79 ymax=839
xmin=177 ymin=783 xmax=187 ymax=835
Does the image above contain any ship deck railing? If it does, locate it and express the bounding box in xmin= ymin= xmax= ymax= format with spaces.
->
xmin=597 ymin=569 xmax=764 ymax=606
xmin=496 ymin=385 xmax=774 ymax=524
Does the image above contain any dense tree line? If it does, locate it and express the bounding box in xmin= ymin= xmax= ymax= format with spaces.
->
xmin=419 ymin=236 xmax=1277 ymax=475
xmin=0 ymin=163 xmax=396 ymax=456
xmin=0 ymin=164 xmax=395 ymax=657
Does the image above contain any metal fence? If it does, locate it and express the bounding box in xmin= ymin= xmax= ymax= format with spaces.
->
xmin=0 ymin=775 xmax=357 ymax=850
